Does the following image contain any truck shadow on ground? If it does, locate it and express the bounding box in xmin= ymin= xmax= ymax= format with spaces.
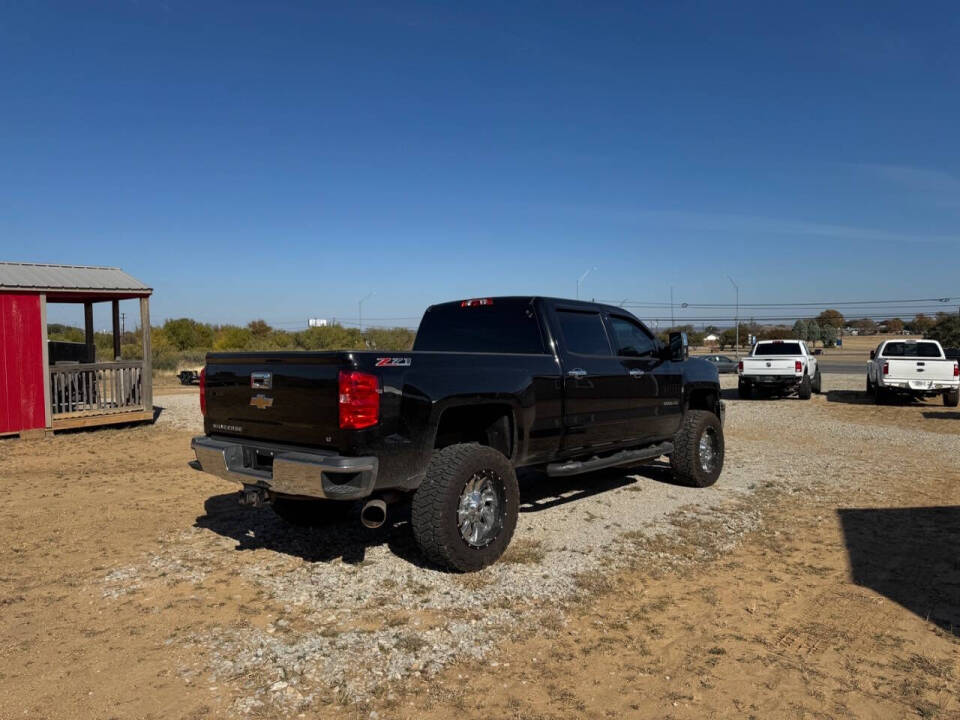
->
xmin=194 ymin=463 xmax=683 ymax=568
xmin=825 ymin=390 xmax=872 ymax=405
xmin=719 ymin=388 xmax=803 ymax=401
xmin=838 ymin=506 xmax=960 ymax=637
xmin=922 ymin=411 xmax=960 ymax=420
xmin=827 ymin=390 xmax=945 ymax=407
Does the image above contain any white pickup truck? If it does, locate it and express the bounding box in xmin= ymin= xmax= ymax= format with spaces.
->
xmin=866 ymin=339 xmax=959 ymax=406
xmin=737 ymin=339 xmax=821 ymax=399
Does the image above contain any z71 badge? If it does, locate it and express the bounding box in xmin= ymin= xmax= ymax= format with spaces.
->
xmin=376 ymin=357 xmax=412 ymax=367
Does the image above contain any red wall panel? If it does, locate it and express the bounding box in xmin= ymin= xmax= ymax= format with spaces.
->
xmin=0 ymin=293 xmax=45 ymax=434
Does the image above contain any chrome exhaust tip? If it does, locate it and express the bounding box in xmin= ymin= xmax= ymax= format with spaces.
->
xmin=360 ymin=498 xmax=388 ymax=529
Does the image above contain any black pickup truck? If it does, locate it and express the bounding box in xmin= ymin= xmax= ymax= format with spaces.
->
xmin=192 ymin=296 xmax=725 ymax=571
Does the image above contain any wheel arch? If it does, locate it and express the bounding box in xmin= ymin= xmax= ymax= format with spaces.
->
xmin=430 ymin=400 xmax=519 ymax=462
xmin=685 ymin=382 xmax=722 ymax=420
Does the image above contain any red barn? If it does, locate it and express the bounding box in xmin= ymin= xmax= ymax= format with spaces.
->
xmin=0 ymin=262 xmax=153 ymax=437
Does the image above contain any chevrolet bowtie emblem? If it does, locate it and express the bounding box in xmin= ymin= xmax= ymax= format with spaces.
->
xmin=250 ymin=394 xmax=274 ymax=410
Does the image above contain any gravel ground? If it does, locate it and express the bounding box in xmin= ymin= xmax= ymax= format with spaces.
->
xmin=155 ymin=391 xmax=204 ymax=432
xmin=130 ymin=373 xmax=960 ymax=715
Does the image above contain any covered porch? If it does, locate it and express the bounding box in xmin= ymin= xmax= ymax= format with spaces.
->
xmin=0 ymin=262 xmax=154 ymax=435
xmin=47 ymin=292 xmax=154 ymax=430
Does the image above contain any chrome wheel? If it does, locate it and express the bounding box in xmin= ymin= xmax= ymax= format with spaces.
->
xmin=457 ymin=469 xmax=503 ymax=548
xmin=699 ymin=427 xmax=718 ymax=473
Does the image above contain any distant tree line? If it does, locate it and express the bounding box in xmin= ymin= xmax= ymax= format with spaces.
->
xmin=47 ymin=319 xmax=416 ymax=371
xmin=46 ymin=310 xmax=960 ymax=370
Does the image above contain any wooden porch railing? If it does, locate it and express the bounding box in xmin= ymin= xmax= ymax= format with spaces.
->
xmin=50 ymin=361 xmax=145 ymax=416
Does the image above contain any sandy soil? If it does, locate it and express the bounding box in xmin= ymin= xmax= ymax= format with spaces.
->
xmin=1 ymin=373 xmax=957 ymax=719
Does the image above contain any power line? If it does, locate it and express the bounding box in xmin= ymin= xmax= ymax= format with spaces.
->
xmin=600 ymin=296 xmax=956 ymax=309
xmin=631 ymin=312 xmax=947 ymax=324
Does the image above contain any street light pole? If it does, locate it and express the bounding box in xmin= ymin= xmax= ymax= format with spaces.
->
xmin=577 ymin=267 xmax=597 ymax=300
xmin=727 ymin=276 xmax=740 ymax=360
xmin=359 ymin=292 xmax=374 ymax=332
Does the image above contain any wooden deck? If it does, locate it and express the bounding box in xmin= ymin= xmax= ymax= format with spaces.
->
xmin=47 ymin=361 xmax=154 ymax=432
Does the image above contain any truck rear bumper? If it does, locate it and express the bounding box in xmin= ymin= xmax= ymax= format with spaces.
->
xmin=739 ymin=374 xmax=801 ymax=387
xmin=880 ymin=379 xmax=957 ymax=392
xmin=191 ymin=436 xmax=378 ymax=500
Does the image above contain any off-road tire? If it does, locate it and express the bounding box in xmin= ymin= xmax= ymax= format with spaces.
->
xmin=866 ymin=376 xmax=874 ymax=395
xmin=797 ymin=374 xmax=812 ymax=399
xmin=944 ymin=389 xmax=959 ymax=407
xmin=271 ymin=497 xmax=347 ymax=527
xmin=411 ymin=443 xmax=519 ymax=572
xmin=812 ymin=369 xmax=822 ymax=394
xmin=737 ymin=381 xmax=753 ymax=399
xmin=670 ymin=410 xmax=724 ymax=488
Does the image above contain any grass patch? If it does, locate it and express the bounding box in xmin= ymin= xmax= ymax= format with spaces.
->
xmin=501 ymin=538 xmax=547 ymax=565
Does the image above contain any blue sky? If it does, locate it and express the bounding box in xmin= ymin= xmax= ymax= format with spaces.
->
xmin=2 ymin=1 xmax=959 ymax=330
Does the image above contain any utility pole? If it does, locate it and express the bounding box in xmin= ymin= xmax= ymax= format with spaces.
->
xmin=120 ymin=312 xmax=125 ymax=337
xmin=358 ymin=292 xmax=374 ymax=332
xmin=577 ymin=267 xmax=597 ymax=300
xmin=728 ymin=276 xmax=740 ymax=360
xmin=670 ymin=286 xmax=675 ymax=328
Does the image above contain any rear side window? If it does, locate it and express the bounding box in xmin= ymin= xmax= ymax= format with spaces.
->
xmin=754 ymin=342 xmax=802 ymax=356
xmin=413 ymin=299 xmax=546 ymax=353
xmin=882 ymin=341 xmax=942 ymax=358
xmin=608 ymin=316 xmax=657 ymax=357
xmin=557 ymin=310 xmax=611 ymax=355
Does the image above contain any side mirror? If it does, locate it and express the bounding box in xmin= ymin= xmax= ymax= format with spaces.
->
xmin=669 ymin=331 xmax=689 ymax=362
xmin=869 ymin=350 xmax=875 ymax=360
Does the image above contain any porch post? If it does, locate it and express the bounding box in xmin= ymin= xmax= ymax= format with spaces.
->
xmin=83 ymin=301 xmax=95 ymax=361
xmin=112 ymin=299 xmax=121 ymax=360
xmin=140 ymin=296 xmax=152 ymax=413
xmin=40 ymin=294 xmax=52 ymax=429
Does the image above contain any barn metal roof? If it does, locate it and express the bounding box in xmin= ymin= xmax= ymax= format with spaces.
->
xmin=0 ymin=262 xmax=152 ymax=297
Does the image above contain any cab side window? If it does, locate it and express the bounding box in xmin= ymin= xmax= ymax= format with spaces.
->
xmin=608 ymin=316 xmax=657 ymax=358
xmin=557 ymin=310 xmax=612 ymax=356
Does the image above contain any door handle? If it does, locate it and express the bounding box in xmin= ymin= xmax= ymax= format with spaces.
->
xmin=629 ymin=369 xmax=645 ymax=378
xmin=567 ymin=368 xmax=588 ymax=379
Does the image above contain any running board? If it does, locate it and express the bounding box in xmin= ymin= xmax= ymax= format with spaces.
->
xmin=546 ymin=441 xmax=674 ymax=478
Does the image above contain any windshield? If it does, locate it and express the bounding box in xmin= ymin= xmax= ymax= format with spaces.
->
xmin=881 ymin=341 xmax=942 ymax=358
xmin=753 ymin=342 xmax=802 ymax=356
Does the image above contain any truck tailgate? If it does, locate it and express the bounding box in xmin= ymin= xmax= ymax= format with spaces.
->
xmin=741 ymin=358 xmax=798 ymax=376
xmin=884 ymin=358 xmax=956 ymax=383
xmin=204 ymin=353 xmax=348 ymax=447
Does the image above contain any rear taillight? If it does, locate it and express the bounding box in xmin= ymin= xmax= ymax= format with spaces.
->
xmin=199 ymin=367 xmax=207 ymax=416
xmin=883 ymin=362 xmax=889 ymax=376
xmin=795 ymin=360 xmax=803 ymax=373
xmin=339 ymin=370 xmax=380 ymax=429
xmin=737 ymin=360 xmax=743 ymax=373
xmin=954 ymin=362 xmax=959 ymax=377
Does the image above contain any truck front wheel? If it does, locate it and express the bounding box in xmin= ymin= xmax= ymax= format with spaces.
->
xmin=412 ymin=443 xmax=519 ymax=572
xmin=670 ymin=410 xmax=724 ymax=488
xmin=945 ymin=389 xmax=959 ymax=407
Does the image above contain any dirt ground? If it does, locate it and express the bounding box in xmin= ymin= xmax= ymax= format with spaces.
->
xmin=1 ymin=375 xmax=958 ymax=719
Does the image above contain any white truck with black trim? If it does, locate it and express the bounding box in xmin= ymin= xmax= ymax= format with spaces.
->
xmin=737 ymin=339 xmax=821 ymax=399
xmin=866 ymin=339 xmax=959 ymax=406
